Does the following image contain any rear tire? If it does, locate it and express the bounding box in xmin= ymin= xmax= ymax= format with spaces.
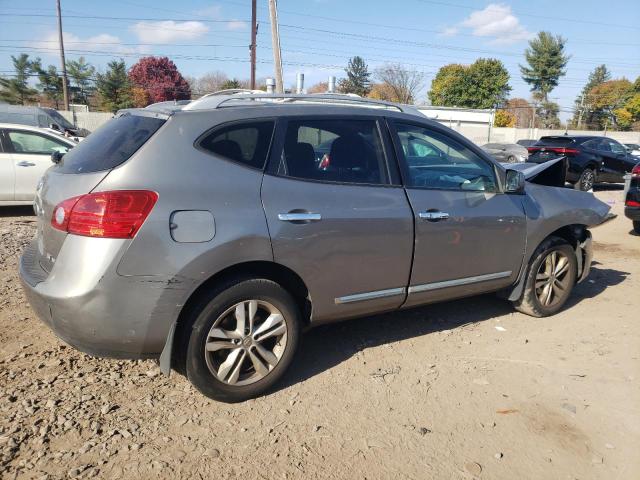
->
xmin=506 ymin=155 xmax=517 ymax=163
xmin=184 ymin=278 xmax=300 ymax=402
xmin=513 ymin=236 xmax=577 ymax=317
xmin=574 ymin=168 xmax=595 ymax=191
xmin=634 ymin=221 xmax=640 ymax=234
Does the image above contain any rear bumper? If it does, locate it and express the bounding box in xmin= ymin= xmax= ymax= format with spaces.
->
xmin=19 ymin=238 xmax=185 ymax=359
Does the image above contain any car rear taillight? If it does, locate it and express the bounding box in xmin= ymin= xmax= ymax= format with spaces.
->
xmin=528 ymin=146 xmax=578 ymax=156
xmin=627 ymin=199 xmax=640 ymax=207
xmin=632 ymin=163 xmax=640 ymax=177
xmin=51 ymin=190 xmax=158 ymax=239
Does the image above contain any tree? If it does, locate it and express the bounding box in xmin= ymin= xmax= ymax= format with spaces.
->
xmin=96 ymin=60 xmax=133 ymax=112
xmin=307 ymin=82 xmax=328 ymax=94
xmin=587 ymin=79 xmax=634 ymax=130
xmin=128 ymin=56 xmax=191 ymax=106
xmin=504 ymin=98 xmax=534 ymax=128
xmin=428 ymin=58 xmax=511 ymax=108
xmin=494 ymin=109 xmax=516 ymax=127
xmin=189 ymin=71 xmax=229 ymax=96
xmin=37 ymin=65 xmax=64 ymax=109
xmin=571 ymin=64 xmax=610 ymax=129
xmin=338 ymin=56 xmax=371 ymax=96
xmin=536 ymin=97 xmax=561 ymax=129
xmin=220 ymin=78 xmax=242 ymax=90
xmin=520 ymin=32 xmax=570 ymax=102
xmin=367 ymin=82 xmax=396 ymax=101
xmin=0 ymin=54 xmax=39 ymax=105
xmin=66 ymin=57 xmax=95 ymax=105
xmin=374 ymin=64 xmax=424 ymax=104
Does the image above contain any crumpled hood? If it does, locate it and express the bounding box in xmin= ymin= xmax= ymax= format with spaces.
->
xmin=503 ymin=157 xmax=566 ymax=180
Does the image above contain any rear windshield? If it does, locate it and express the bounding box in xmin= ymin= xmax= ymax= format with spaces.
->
xmin=55 ymin=114 xmax=165 ymax=174
xmin=535 ymin=136 xmax=576 ymax=146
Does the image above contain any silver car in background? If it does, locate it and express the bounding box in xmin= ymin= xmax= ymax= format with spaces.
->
xmin=20 ymin=94 xmax=610 ymax=402
xmin=482 ymin=142 xmax=529 ymax=163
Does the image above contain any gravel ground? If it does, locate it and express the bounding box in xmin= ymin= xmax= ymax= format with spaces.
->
xmin=0 ymin=189 xmax=638 ymax=480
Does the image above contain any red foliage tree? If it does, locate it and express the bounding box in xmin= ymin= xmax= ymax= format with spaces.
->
xmin=128 ymin=56 xmax=191 ymax=105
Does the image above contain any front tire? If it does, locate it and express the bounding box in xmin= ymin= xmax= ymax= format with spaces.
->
xmin=185 ymin=278 xmax=300 ymax=402
xmin=634 ymin=220 xmax=640 ymax=234
xmin=574 ymin=168 xmax=595 ymax=191
xmin=513 ymin=236 xmax=577 ymax=317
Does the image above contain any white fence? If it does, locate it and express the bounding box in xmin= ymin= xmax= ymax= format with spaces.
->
xmin=58 ymin=111 xmax=113 ymax=132
xmin=442 ymin=122 xmax=640 ymax=146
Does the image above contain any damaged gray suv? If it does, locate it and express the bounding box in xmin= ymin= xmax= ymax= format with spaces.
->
xmin=20 ymin=94 xmax=611 ymax=402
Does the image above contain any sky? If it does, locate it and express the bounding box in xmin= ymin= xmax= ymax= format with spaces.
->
xmin=0 ymin=0 xmax=639 ymax=121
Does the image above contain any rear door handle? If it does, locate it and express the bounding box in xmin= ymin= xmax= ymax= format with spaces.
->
xmin=419 ymin=211 xmax=450 ymax=222
xmin=278 ymin=212 xmax=322 ymax=222
xmin=17 ymin=161 xmax=36 ymax=167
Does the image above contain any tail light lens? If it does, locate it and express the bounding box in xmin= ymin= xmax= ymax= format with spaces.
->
xmin=51 ymin=190 xmax=158 ymax=239
xmin=632 ymin=163 xmax=640 ymax=177
xmin=527 ymin=146 xmax=578 ymax=156
xmin=627 ymin=200 xmax=640 ymax=207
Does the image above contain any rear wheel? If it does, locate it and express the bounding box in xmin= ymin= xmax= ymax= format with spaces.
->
xmin=184 ymin=278 xmax=300 ymax=402
xmin=634 ymin=220 xmax=640 ymax=234
xmin=574 ymin=168 xmax=595 ymax=191
xmin=506 ymin=155 xmax=517 ymax=163
xmin=513 ymin=236 xmax=577 ymax=317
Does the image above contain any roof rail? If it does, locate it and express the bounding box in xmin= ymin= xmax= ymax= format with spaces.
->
xmin=183 ymin=93 xmax=425 ymax=116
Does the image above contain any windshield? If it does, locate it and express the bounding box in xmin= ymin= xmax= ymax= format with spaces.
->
xmin=43 ymin=108 xmax=76 ymax=130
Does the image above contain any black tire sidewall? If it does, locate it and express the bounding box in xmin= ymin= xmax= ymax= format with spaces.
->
xmin=185 ymin=279 xmax=300 ymax=402
xmin=576 ymin=168 xmax=595 ymax=191
xmin=634 ymin=220 xmax=640 ymax=234
xmin=524 ymin=240 xmax=577 ymax=316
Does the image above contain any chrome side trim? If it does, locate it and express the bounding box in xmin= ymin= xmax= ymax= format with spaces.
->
xmin=408 ymin=271 xmax=512 ymax=294
xmin=335 ymin=287 xmax=406 ymax=305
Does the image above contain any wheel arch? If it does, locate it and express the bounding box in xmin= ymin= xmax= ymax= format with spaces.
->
xmin=162 ymin=260 xmax=311 ymax=375
xmin=506 ymin=223 xmax=591 ymax=302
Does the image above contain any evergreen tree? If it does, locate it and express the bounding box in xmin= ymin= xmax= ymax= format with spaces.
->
xmin=37 ymin=64 xmax=64 ymax=109
xmin=0 ymin=54 xmax=39 ymax=105
xmin=520 ymin=32 xmax=570 ymax=102
xmin=96 ymin=60 xmax=133 ymax=112
xmin=338 ymin=56 xmax=371 ymax=96
xmin=66 ymin=57 xmax=96 ymax=105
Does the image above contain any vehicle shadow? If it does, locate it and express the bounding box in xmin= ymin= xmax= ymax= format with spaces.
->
xmin=593 ymin=184 xmax=624 ymax=192
xmin=0 ymin=206 xmax=35 ymax=218
xmin=273 ymin=265 xmax=629 ymax=393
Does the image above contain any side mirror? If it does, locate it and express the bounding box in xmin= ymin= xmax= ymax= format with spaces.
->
xmin=51 ymin=151 xmax=65 ymax=164
xmin=505 ymin=169 xmax=525 ymax=194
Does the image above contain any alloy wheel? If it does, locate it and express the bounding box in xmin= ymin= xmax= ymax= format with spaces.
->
xmin=535 ymin=250 xmax=572 ymax=307
xmin=204 ymin=300 xmax=288 ymax=386
xmin=581 ymin=170 xmax=595 ymax=191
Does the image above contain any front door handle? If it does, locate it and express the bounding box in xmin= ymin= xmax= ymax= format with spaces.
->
xmin=419 ymin=211 xmax=450 ymax=222
xmin=17 ymin=161 xmax=36 ymax=167
xmin=278 ymin=212 xmax=322 ymax=222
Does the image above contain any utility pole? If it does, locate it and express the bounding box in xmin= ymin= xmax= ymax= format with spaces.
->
xmin=56 ymin=0 xmax=70 ymax=111
xmin=576 ymin=94 xmax=585 ymax=129
xmin=249 ymin=0 xmax=257 ymax=90
xmin=268 ymin=0 xmax=284 ymax=93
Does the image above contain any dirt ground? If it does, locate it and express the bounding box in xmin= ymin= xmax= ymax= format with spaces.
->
xmin=0 ymin=188 xmax=638 ymax=480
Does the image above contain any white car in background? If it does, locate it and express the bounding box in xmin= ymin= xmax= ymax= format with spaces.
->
xmin=0 ymin=123 xmax=76 ymax=205
xmin=624 ymin=143 xmax=640 ymax=158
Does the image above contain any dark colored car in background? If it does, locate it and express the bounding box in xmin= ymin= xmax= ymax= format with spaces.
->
xmin=625 ymin=163 xmax=640 ymax=234
xmin=527 ymin=136 xmax=639 ymax=191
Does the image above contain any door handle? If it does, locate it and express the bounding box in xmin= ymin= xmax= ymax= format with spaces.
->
xmin=17 ymin=161 xmax=36 ymax=167
xmin=278 ymin=212 xmax=322 ymax=222
xmin=419 ymin=211 xmax=450 ymax=222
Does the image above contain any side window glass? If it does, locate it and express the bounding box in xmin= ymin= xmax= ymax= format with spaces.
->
xmin=394 ymin=122 xmax=496 ymax=192
xmin=609 ymin=140 xmax=625 ymax=154
xmin=199 ymin=121 xmax=274 ymax=169
xmin=279 ymin=119 xmax=388 ymax=185
xmin=8 ymin=131 xmax=70 ymax=154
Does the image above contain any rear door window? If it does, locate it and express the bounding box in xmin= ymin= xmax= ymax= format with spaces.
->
xmin=198 ymin=121 xmax=275 ymax=170
xmin=56 ymin=113 xmax=165 ymax=174
xmin=276 ymin=118 xmax=389 ymax=185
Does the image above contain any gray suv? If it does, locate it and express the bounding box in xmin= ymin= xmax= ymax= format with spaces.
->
xmin=20 ymin=94 xmax=610 ymax=402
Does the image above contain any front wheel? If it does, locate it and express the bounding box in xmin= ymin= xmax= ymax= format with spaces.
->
xmin=513 ymin=236 xmax=577 ymax=317
xmin=185 ymin=278 xmax=301 ymax=402
xmin=574 ymin=168 xmax=596 ymax=191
